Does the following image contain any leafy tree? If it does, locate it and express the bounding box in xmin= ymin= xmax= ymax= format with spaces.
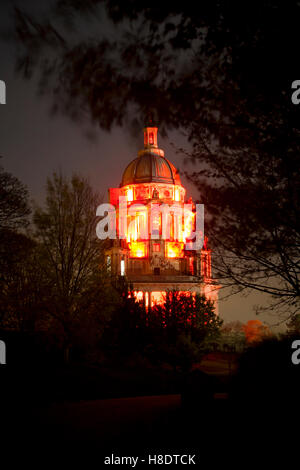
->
xmin=0 ymin=164 xmax=31 ymax=278
xmin=0 ymin=162 xmax=30 ymax=232
xmin=149 ymin=292 xmax=222 ymax=371
xmin=33 ymin=172 xmax=107 ymax=362
xmin=104 ymin=289 xmax=222 ymax=371
xmin=0 ymin=164 xmax=31 ymax=326
xmin=0 ymin=236 xmax=51 ymax=333
xmin=242 ymin=320 xmax=272 ymax=345
xmin=12 ymin=1 xmax=299 ymax=133
xmin=101 ymin=276 xmax=149 ymax=362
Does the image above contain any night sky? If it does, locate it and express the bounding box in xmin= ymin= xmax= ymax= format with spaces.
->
xmin=0 ymin=1 xmax=278 ymax=329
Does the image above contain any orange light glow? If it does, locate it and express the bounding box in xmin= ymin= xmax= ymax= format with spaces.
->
xmin=145 ymin=292 xmax=149 ymax=307
xmin=183 ymin=210 xmax=195 ymax=242
xmin=126 ymin=210 xmax=148 ymax=242
xmin=133 ymin=291 xmax=144 ymax=302
xmin=127 ymin=187 xmax=133 ymax=202
xmin=165 ymin=242 xmax=184 ymax=258
xmin=151 ymin=291 xmax=166 ymax=306
xmin=129 ymin=241 xmax=147 ymax=258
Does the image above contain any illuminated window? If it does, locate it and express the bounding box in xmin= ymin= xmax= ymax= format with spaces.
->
xmin=120 ymin=259 xmax=125 ymax=276
xmin=136 ymin=212 xmax=147 ymax=239
xmin=149 ymin=132 xmax=154 ymax=145
xmin=129 ymin=241 xmax=147 ymax=258
xmin=153 ymin=243 xmax=160 ymax=252
xmin=107 ymin=255 xmax=111 ymax=272
xmin=165 ymin=242 xmax=184 ymax=258
xmin=169 ymin=213 xmax=174 ymax=240
xmin=134 ymin=291 xmax=144 ymax=302
xmin=150 ymin=206 xmax=161 ymax=238
xmin=174 ymin=188 xmax=180 ymax=202
xmin=173 ymin=210 xmax=184 ymax=242
xmin=151 ymin=291 xmax=166 ymax=306
xmin=127 ymin=209 xmax=148 ymax=242
xmin=127 ymin=187 xmax=133 ymax=202
xmin=183 ymin=209 xmax=195 ymax=242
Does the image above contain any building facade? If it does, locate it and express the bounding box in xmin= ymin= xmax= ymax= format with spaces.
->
xmin=105 ymin=125 xmax=220 ymax=313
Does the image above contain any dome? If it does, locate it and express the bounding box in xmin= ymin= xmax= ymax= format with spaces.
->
xmin=121 ymin=152 xmax=181 ymax=186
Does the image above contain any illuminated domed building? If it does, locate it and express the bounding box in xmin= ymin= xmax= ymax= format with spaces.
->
xmin=105 ymin=125 xmax=220 ymax=313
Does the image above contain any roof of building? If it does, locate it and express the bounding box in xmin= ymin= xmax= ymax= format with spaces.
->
xmin=121 ymin=152 xmax=181 ymax=186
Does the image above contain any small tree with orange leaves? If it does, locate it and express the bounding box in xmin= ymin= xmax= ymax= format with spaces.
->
xmin=242 ymin=320 xmax=272 ymax=345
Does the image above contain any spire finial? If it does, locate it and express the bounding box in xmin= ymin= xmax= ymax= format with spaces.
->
xmin=138 ymin=116 xmax=165 ymax=157
xmin=145 ymin=111 xmax=155 ymax=128
xmin=143 ymin=117 xmax=158 ymax=149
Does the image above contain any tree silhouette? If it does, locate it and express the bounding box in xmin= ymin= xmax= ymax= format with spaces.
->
xmin=0 ymin=164 xmax=31 ymax=326
xmin=33 ymin=172 xmax=106 ymax=361
xmin=242 ymin=320 xmax=272 ymax=344
xmin=0 ymin=236 xmax=50 ymax=333
xmin=104 ymin=290 xmax=222 ymax=371
xmin=0 ymin=162 xmax=30 ymax=232
xmin=150 ymin=292 xmax=223 ymax=371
